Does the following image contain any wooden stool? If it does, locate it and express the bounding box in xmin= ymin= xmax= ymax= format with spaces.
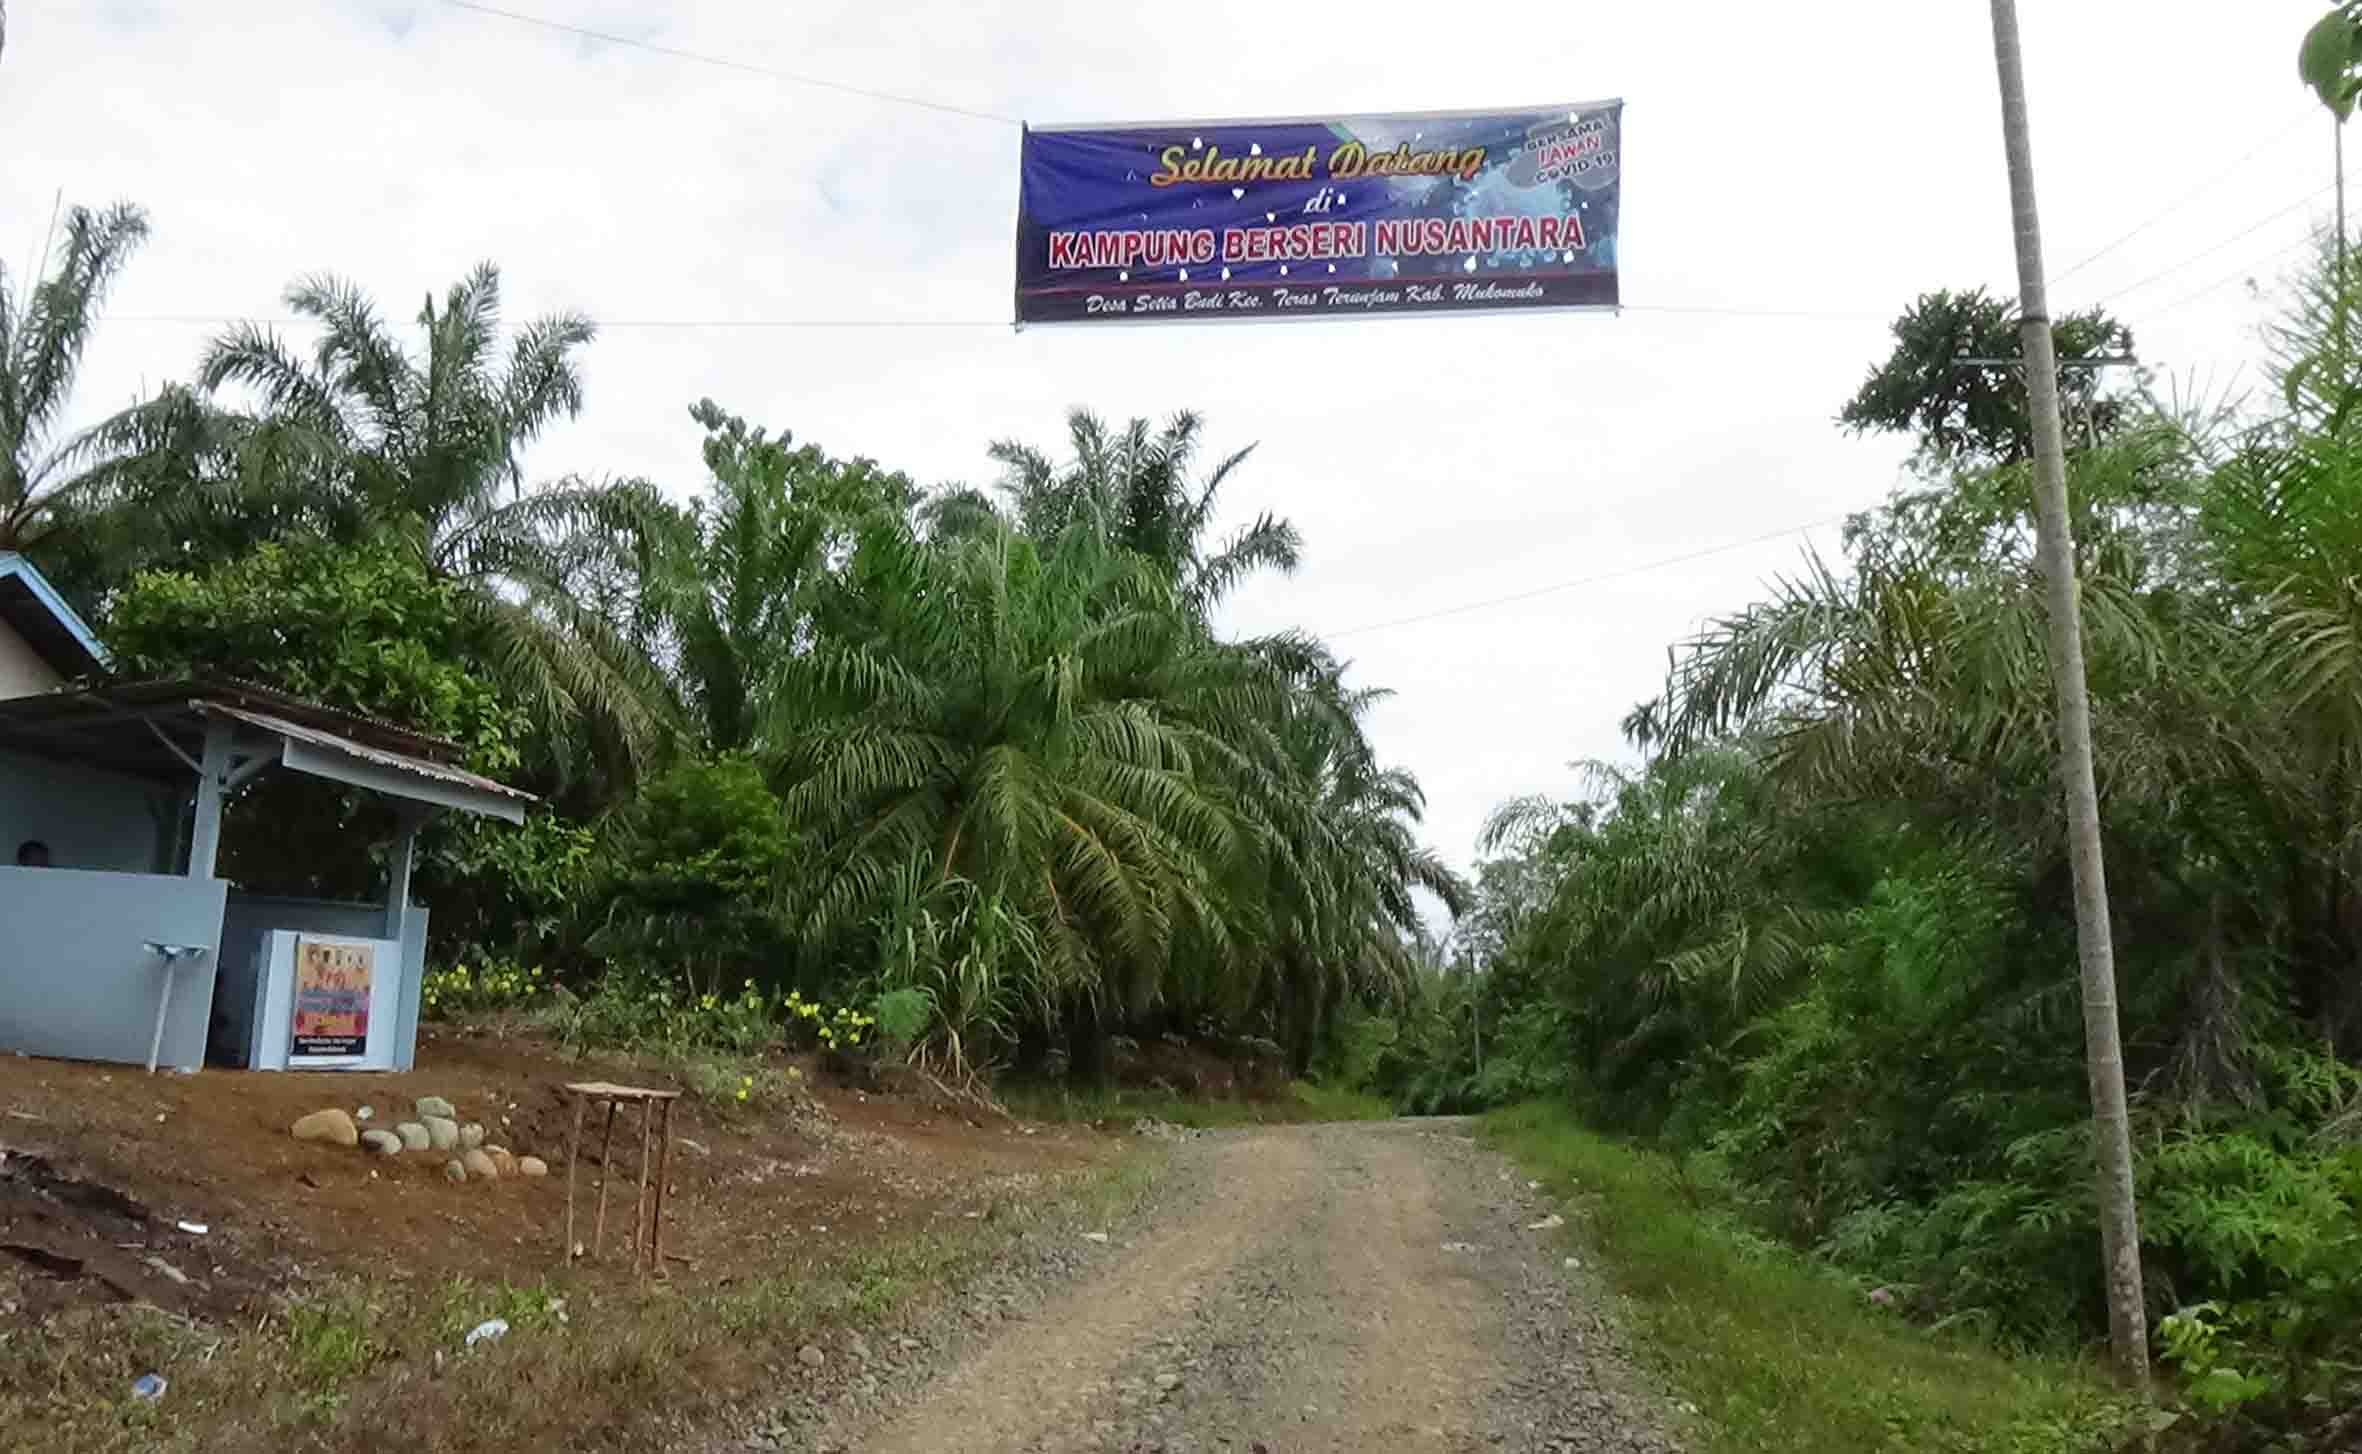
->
xmin=561 ymin=1082 xmax=681 ymax=1275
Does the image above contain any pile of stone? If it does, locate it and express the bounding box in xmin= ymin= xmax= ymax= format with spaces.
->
xmin=290 ymin=1095 xmax=550 ymax=1183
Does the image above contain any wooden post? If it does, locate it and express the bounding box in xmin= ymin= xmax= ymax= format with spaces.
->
xmin=651 ymin=1099 xmax=675 ymax=1277
xmin=633 ymin=1101 xmax=655 ymax=1275
xmin=592 ymin=1100 xmax=619 ymax=1258
xmin=563 ymin=1094 xmax=585 ymax=1264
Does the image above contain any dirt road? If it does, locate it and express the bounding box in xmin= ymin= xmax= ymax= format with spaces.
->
xmin=808 ymin=1119 xmax=1682 ymax=1454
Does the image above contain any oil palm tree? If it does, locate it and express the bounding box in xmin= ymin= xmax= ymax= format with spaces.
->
xmin=1220 ymin=650 xmax=1466 ymax=1070
xmin=947 ymin=409 xmax=1302 ymax=622
xmin=648 ymin=400 xmax=916 ymax=753
xmin=774 ymin=516 xmax=1279 ymax=1076
xmin=194 ymin=263 xmax=671 ymax=781
xmin=0 ymin=200 xmax=150 ymax=567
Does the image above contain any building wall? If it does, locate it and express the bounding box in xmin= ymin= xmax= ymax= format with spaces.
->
xmin=0 ymin=749 xmax=169 ymax=872
xmin=0 ymin=867 xmax=228 ymax=1071
xmin=0 ymin=617 xmax=62 ymax=700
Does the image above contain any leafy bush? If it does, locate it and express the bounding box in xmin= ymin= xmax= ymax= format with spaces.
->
xmin=543 ymin=971 xmax=872 ymax=1061
xmin=583 ymin=755 xmax=794 ymax=994
xmin=422 ymin=958 xmax=548 ymax=1020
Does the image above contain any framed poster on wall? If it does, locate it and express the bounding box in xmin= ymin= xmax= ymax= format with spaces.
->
xmin=290 ymin=937 xmax=374 ymax=1059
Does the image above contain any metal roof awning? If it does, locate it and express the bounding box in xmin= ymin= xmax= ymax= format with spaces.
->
xmin=0 ymin=678 xmax=534 ymax=824
xmin=203 ymin=705 xmax=532 ymax=823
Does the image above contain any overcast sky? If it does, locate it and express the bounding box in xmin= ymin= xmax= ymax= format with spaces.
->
xmin=0 ymin=1 xmax=2337 ymax=895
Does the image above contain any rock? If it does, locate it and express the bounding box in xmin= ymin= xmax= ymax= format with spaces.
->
xmin=395 ymin=1121 xmax=430 ymax=1151
xmin=485 ymin=1146 xmax=517 ymax=1177
xmin=355 ymin=1105 xmax=374 ymax=1122
xmin=1526 ymin=1213 xmax=1565 ymax=1231
xmin=360 ymin=1129 xmax=403 ymax=1156
xmin=443 ymin=1159 xmax=468 ymax=1183
xmin=415 ymin=1095 xmax=456 ymax=1120
xmin=517 ymin=1156 xmax=548 ymax=1178
xmin=1154 ymin=1372 xmax=1182 ymax=1392
xmin=460 ymin=1123 xmax=486 ymax=1150
xmin=797 ymin=1344 xmax=825 ymax=1369
xmin=291 ymin=1108 xmax=358 ymax=1146
xmin=846 ymin=1333 xmax=870 ymax=1361
xmin=1080 ymin=1231 xmax=1110 ymax=1244
xmin=424 ymin=1116 xmax=459 ymax=1151
xmin=461 ymin=1148 xmax=498 ymax=1180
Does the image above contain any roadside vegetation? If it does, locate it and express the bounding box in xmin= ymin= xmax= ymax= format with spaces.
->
xmin=1485 ymin=1102 xmax=2135 ymax=1454
xmin=1004 ymin=1079 xmax=1392 ymax=1129
xmin=1363 ymin=259 xmax=2362 ymax=1453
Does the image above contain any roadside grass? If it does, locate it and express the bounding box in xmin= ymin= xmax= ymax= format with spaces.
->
xmin=0 ymin=1156 xmax=1159 ymax=1454
xmin=1482 ymin=1101 xmax=2138 ymax=1454
xmin=1002 ymin=1079 xmax=1392 ymax=1128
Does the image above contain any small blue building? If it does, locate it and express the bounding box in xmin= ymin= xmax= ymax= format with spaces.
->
xmin=0 ymin=553 xmax=532 ymax=1073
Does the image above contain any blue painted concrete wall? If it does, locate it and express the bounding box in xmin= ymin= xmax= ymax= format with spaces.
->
xmin=0 ymin=748 xmax=169 ymax=872
xmin=0 ymin=867 xmax=228 ymax=1069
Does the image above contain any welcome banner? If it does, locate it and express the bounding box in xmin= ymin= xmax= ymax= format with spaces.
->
xmin=1015 ymin=100 xmax=1621 ymax=326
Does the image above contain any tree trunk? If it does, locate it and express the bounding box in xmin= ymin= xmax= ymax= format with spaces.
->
xmin=1987 ymin=0 xmax=2151 ymax=1392
xmin=2338 ymin=116 xmax=2348 ymax=355
xmin=1064 ymin=998 xmax=1110 ymax=1087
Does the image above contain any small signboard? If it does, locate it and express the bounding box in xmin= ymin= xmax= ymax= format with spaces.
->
xmin=290 ymin=937 xmax=374 ymax=1059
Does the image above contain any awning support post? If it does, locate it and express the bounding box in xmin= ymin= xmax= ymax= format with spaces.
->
xmin=186 ymin=717 xmax=234 ymax=879
xmin=384 ymin=809 xmax=425 ymax=940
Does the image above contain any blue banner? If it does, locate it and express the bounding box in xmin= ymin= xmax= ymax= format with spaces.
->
xmin=1016 ymin=100 xmax=1620 ymax=326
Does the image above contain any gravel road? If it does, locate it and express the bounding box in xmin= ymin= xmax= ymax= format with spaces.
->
xmin=787 ymin=1118 xmax=1685 ymax=1454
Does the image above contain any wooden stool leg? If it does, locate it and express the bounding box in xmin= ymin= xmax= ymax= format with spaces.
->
xmin=563 ymin=1095 xmax=585 ymax=1264
xmin=633 ymin=1100 xmax=655 ymax=1276
xmin=651 ymin=1099 xmax=675 ymax=1276
xmin=592 ymin=1100 xmax=619 ymax=1258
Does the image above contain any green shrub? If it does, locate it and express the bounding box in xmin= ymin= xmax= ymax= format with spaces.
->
xmin=584 ymin=755 xmax=795 ymax=993
xmin=422 ymin=957 xmax=548 ymax=1020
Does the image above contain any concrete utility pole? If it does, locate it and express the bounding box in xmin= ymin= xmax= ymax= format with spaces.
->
xmin=1986 ymin=0 xmax=2150 ymax=1390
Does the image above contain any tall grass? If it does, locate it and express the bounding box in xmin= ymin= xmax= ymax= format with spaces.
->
xmin=1483 ymin=1101 xmax=2137 ymax=1454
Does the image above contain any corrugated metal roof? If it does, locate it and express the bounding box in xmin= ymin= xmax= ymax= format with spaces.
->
xmin=203 ymin=704 xmax=537 ymax=810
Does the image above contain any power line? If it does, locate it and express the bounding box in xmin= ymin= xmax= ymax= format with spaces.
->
xmin=432 ymin=0 xmax=1020 ymax=126
xmin=2148 ymin=232 xmax=2320 ymax=319
xmin=105 ymin=301 xmax=1897 ymax=330
xmin=1327 ymin=514 xmax=1849 ymax=639
xmin=2050 ymin=110 xmax=2314 ymax=287
xmin=1619 ymin=302 xmax=1885 ymax=323
xmin=2087 ymin=186 xmax=2331 ymax=308
xmin=102 ymin=313 xmax=1010 ymax=329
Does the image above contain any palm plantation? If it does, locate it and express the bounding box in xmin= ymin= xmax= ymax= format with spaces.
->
xmin=11 ymin=175 xmax=2362 ymax=1445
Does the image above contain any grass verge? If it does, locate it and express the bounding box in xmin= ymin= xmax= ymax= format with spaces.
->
xmin=0 ymin=1155 xmax=1159 ymax=1454
xmin=1482 ymin=1101 xmax=2139 ymax=1454
xmin=1000 ymin=1078 xmax=1392 ymax=1128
